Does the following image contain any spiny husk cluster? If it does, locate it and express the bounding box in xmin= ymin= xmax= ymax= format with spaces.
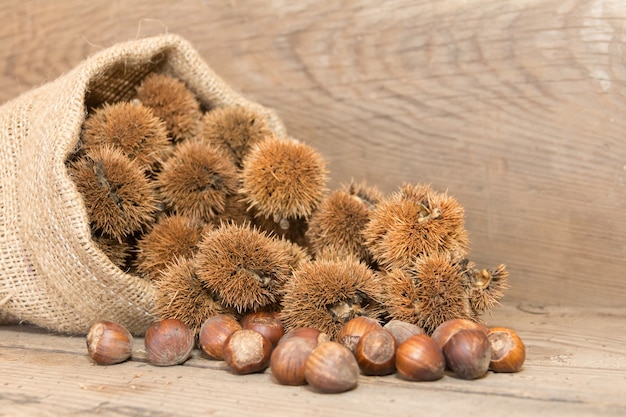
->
xmin=241 ymin=136 xmax=328 ymax=223
xmin=81 ymin=101 xmax=170 ymax=171
xmin=363 ymin=182 xmax=469 ymax=270
xmin=135 ymin=214 xmax=209 ymax=280
xmin=155 ymin=140 xmax=239 ymax=222
xmin=201 ymin=106 xmax=273 ymax=168
xmin=68 ymin=145 xmax=158 ymax=241
xmin=154 ymin=257 xmax=235 ymax=335
xmin=307 ymin=180 xmax=383 ymax=265
xmin=366 ymin=183 xmax=506 ymax=332
xmin=135 ymin=72 xmax=203 ymax=143
xmin=67 ymin=71 xmax=510 ymax=337
xmin=379 ymin=255 xmax=510 ymax=334
xmin=195 ymin=223 xmax=296 ymax=313
xmin=280 ymin=257 xmax=384 ymax=340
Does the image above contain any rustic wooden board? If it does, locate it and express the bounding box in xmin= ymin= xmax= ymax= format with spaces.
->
xmin=1 ymin=304 xmax=625 ymax=416
xmin=1 ymin=1 xmax=625 ymax=308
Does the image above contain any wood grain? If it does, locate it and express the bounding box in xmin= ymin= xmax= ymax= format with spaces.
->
xmin=1 ymin=305 xmax=625 ymax=416
xmin=1 ymin=0 xmax=625 ymax=307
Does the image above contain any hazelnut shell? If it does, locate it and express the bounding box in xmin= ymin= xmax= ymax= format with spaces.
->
xmin=355 ymin=329 xmax=397 ymax=376
xmin=86 ymin=321 xmax=133 ymax=365
xmin=304 ymin=342 xmax=359 ymax=393
xmin=431 ymin=318 xmax=488 ymax=349
xmin=223 ymin=329 xmax=273 ymax=374
xmin=442 ymin=328 xmax=491 ymax=380
xmin=487 ymin=327 xmax=526 ymax=373
xmin=337 ymin=316 xmax=382 ymax=352
xmin=383 ymin=320 xmax=424 ymax=345
xmin=270 ymin=337 xmax=317 ymax=385
xmin=144 ymin=319 xmax=195 ymax=366
xmin=241 ymin=313 xmax=285 ymax=347
xmin=198 ymin=314 xmax=242 ymax=360
xmin=395 ymin=334 xmax=445 ymax=381
xmin=278 ymin=327 xmax=328 ymax=346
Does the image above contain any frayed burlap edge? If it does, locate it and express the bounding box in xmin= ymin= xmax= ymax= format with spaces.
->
xmin=0 ymin=34 xmax=286 ymax=335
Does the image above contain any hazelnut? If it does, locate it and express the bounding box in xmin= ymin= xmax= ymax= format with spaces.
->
xmin=395 ymin=334 xmax=444 ymax=381
xmin=443 ymin=329 xmax=491 ymax=380
xmin=383 ymin=320 xmax=424 ymax=345
xmin=355 ymin=329 xmax=397 ymax=376
xmin=223 ymin=329 xmax=273 ymax=374
xmin=270 ymin=337 xmax=317 ymax=385
xmin=431 ymin=318 xmax=488 ymax=350
xmin=337 ymin=316 xmax=382 ymax=353
xmin=278 ymin=327 xmax=328 ymax=346
xmin=239 ymin=311 xmax=280 ymax=328
xmin=198 ymin=314 xmax=242 ymax=360
xmin=304 ymin=342 xmax=360 ymax=393
xmin=241 ymin=312 xmax=284 ymax=347
xmin=144 ymin=318 xmax=194 ymax=366
xmin=487 ymin=327 xmax=526 ymax=373
xmin=86 ymin=321 xmax=133 ymax=365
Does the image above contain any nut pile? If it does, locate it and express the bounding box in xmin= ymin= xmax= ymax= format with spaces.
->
xmin=86 ymin=315 xmax=526 ymax=393
xmin=71 ymin=71 xmax=524 ymax=391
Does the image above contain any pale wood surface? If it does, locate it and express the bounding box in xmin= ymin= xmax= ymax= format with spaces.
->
xmin=1 ymin=305 xmax=625 ymax=417
xmin=0 ymin=0 xmax=625 ymax=308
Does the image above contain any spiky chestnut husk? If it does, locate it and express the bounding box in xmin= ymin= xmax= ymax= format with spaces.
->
xmin=312 ymin=245 xmax=362 ymax=263
xmin=81 ymin=101 xmax=169 ymax=172
xmin=363 ymin=183 xmax=469 ymax=271
xmin=463 ymin=261 xmax=510 ymax=316
xmin=280 ymin=258 xmax=383 ymax=341
xmin=194 ymin=223 xmax=293 ymax=313
xmin=155 ymin=140 xmax=239 ymax=223
xmin=200 ymin=106 xmax=273 ymax=168
xmin=154 ymin=257 xmax=236 ymax=336
xmin=92 ymin=234 xmax=132 ymax=269
xmin=135 ymin=214 xmax=209 ymax=280
xmin=380 ymin=252 xmax=474 ymax=335
xmin=136 ymin=73 xmax=202 ymax=143
xmin=307 ymin=180 xmax=383 ymax=264
xmin=241 ymin=136 xmax=328 ymax=222
xmin=68 ymin=146 xmax=157 ymax=241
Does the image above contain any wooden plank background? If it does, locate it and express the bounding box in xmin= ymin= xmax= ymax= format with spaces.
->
xmin=1 ymin=0 xmax=625 ymax=308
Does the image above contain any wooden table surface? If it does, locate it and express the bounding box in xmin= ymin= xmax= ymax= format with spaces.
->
xmin=2 ymin=304 xmax=625 ymax=416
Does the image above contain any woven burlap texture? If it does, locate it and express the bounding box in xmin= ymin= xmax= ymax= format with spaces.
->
xmin=0 ymin=34 xmax=286 ymax=335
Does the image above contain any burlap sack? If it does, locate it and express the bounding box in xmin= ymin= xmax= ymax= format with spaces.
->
xmin=0 ymin=34 xmax=286 ymax=335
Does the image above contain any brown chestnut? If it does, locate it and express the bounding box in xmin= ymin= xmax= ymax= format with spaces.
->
xmin=144 ymin=318 xmax=194 ymax=366
xmin=395 ymin=334 xmax=444 ymax=381
xmin=487 ymin=327 xmax=526 ymax=373
xmin=304 ymin=342 xmax=359 ymax=393
xmin=241 ymin=312 xmax=284 ymax=347
xmin=86 ymin=321 xmax=133 ymax=365
xmin=223 ymin=329 xmax=273 ymax=374
xmin=443 ymin=328 xmax=491 ymax=380
xmin=431 ymin=318 xmax=488 ymax=350
xmin=198 ymin=314 xmax=242 ymax=360
xmin=270 ymin=337 xmax=317 ymax=385
xmin=383 ymin=320 xmax=424 ymax=345
xmin=337 ymin=316 xmax=382 ymax=352
xmin=355 ymin=329 xmax=397 ymax=376
xmin=278 ymin=327 xmax=329 ymax=346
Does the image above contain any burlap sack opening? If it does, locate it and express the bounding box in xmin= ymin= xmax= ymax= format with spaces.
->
xmin=0 ymin=34 xmax=286 ymax=335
